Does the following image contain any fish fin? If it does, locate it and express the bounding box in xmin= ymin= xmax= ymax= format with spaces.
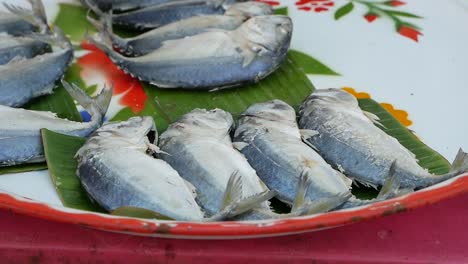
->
xmin=208 ymin=172 xmax=276 ymax=221
xmin=86 ymin=31 xmax=126 ymax=64
xmin=450 ymin=148 xmax=468 ymax=174
xmin=3 ymin=0 xmax=49 ymax=33
xmin=376 ymin=161 xmax=402 ymax=199
xmin=291 ymin=171 xmax=313 ymax=213
xmin=232 ymin=142 xmax=248 ymax=151
xmin=337 ymin=171 xmax=353 ymax=189
xmin=221 ymin=171 xmax=243 ymax=209
xmin=183 ymin=180 xmax=198 ymax=199
xmin=363 ymin=110 xmax=386 ymax=128
xmin=81 ymin=0 xmax=104 ymax=17
xmin=4 ymin=56 xmax=28 ymax=65
xmin=28 ymin=26 xmax=72 ymax=50
xmin=290 ymin=192 xmax=352 ymax=216
xmin=300 ymin=129 xmax=319 ymax=151
xmin=61 ymin=80 xmax=113 ymax=122
xmin=300 ymin=129 xmax=319 ymax=139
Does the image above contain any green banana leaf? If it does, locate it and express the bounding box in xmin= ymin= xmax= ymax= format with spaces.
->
xmin=0 ymin=80 xmax=82 ymax=175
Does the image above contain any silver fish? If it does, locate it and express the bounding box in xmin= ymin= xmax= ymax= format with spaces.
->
xmin=0 ymin=27 xmax=73 ymax=107
xmin=76 ymin=116 xmax=266 ymax=221
xmin=87 ymin=15 xmax=292 ymax=90
xmin=85 ymin=0 xmax=240 ymax=30
xmin=298 ymin=88 xmax=468 ymax=189
xmin=233 ymin=100 xmax=397 ymax=210
xmin=88 ymin=2 xmax=273 ymax=56
xmin=0 ymin=36 xmax=48 ymax=65
xmin=158 ymin=108 xmax=339 ymax=220
xmin=0 ymin=81 xmax=112 ymax=166
xmin=83 ymin=0 xmax=194 ymax=11
xmin=1 ymin=0 xmax=50 ymax=35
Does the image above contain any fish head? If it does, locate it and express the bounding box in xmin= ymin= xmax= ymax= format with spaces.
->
xmin=308 ymin=89 xmax=359 ymax=108
xmin=225 ymin=2 xmax=274 ymax=18
xmin=173 ymin=108 xmax=234 ymax=137
xmin=239 ymin=15 xmax=293 ymax=55
xmin=95 ymin=116 xmax=157 ymax=145
xmin=242 ymin=100 xmax=296 ymax=122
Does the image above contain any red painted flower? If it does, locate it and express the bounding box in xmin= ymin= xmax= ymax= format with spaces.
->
xmin=78 ymin=41 xmax=147 ymax=113
xmin=256 ymin=0 xmax=281 ymax=6
xmin=296 ymin=0 xmax=335 ymax=13
xmin=364 ymin=13 xmax=378 ymax=23
xmin=385 ymin=0 xmax=406 ymax=7
xmin=398 ymin=25 xmax=423 ymax=42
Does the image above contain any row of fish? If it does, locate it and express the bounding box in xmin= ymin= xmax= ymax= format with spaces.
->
xmin=84 ymin=0 xmax=293 ymax=90
xmin=0 ymin=0 xmax=292 ymax=165
xmin=0 ymin=0 xmax=74 ymax=107
xmin=0 ymin=1 xmax=106 ymax=166
xmin=74 ymin=88 xmax=468 ymax=221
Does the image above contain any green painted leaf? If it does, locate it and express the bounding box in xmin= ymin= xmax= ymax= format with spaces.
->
xmin=335 ymin=2 xmax=354 ymax=20
xmin=383 ymin=10 xmax=422 ymax=19
xmin=41 ymin=129 xmax=104 ymax=212
xmin=274 ymin=7 xmax=288 ymax=15
xmin=288 ymin=50 xmax=340 ymax=76
xmin=357 ymin=98 xmax=451 ymax=175
xmin=112 ymin=207 xmax=174 ymax=220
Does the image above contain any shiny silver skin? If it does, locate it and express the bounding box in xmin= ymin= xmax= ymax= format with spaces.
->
xmin=85 ymin=0 xmax=241 ymax=29
xmin=0 ymin=81 xmax=112 ymax=166
xmin=158 ymin=108 xmax=273 ymax=219
xmin=0 ymin=27 xmax=73 ymax=107
xmin=75 ymin=116 xmax=205 ymax=221
xmin=88 ymin=15 xmax=292 ymax=90
xmin=1 ymin=0 xmax=50 ymax=35
xmin=233 ymin=100 xmax=391 ymax=209
xmin=298 ymin=88 xmax=468 ymax=189
xmin=0 ymin=36 xmax=48 ymax=65
xmin=89 ymin=2 xmax=273 ymax=56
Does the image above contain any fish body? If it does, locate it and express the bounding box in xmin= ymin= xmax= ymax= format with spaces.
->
xmin=90 ymin=2 xmax=273 ymax=56
xmin=0 ymin=36 xmax=48 ymax=65
xmin=298 ymin=89 xmax=468 ymax=189
xmin=0 ymin=28 xmax=73 ymax=107
xmin=75 ymin=116 xmax=205 ymax=221
xmin=89 ymin=15 xmax=292 ymax=90
xmin=92 ymin=0 xmax=239 ymax=29
xmin=83 ymin=0 xmax=176 ymax=11
xmin=0 ymin=81 xmax=112 ymax=166
xmin=1 ymin=0 xmax=50 ymax=35
xmin=0 ymin=12 xmax=35 ymax=35
xmin=159 ymin=109 xmax=271 ymax=218
xmin=233 ymin=100 xmax=354 ymax=207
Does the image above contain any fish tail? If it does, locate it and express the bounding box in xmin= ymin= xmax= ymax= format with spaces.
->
xmin=450 ymin=148 xmax=468 ymax=175
xmin=61 ymin=80 xmax=113 ymax=125
xmin=376 ymin=161 xmax=402 ymax=199
xmin=81 ymin=0 xmax=105 ymax=17
xmin=207 ymin=172 xmax=276 ymax=221
xmin=289 ymin=171 xmax=350 ymax=216
xmin=28 ymin=26 xmax=72 ymax=50
xmin=3 ymin=0 xmax=50 ymax=34
xmin=86 ymin=31 xmax=128 ymax=65
xmin=86 ymin=10 xmax=129 ymax=54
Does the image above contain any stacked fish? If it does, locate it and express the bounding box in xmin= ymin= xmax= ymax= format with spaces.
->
xmin=75 ymin=89 xmax=468 ymax=221
xmin=0 ymin=0 xmax=112 ymax=166
xmin=83 ymin=0 xmax=293 ymax=90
